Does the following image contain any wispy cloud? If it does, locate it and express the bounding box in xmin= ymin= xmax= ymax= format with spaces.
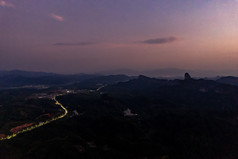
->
xmin=50 ymin=13 xmax=64 ymax=22
xmin=0 ymin=0 xmax=15 ymax=8
xmin=141 ymin=37 xmax=177 ymax=44
xmin=54 ymin=42 xmax=96 ymax=46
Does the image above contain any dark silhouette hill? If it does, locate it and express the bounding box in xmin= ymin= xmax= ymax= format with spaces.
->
xmin=217 ymin=76 xmax=238 ymax=86
xmin=102 ymin=74 xmax=238 ymax=110
xmin=2 ymin=73 xmax=238 ymax=159
xmin=0 ymin=70 xmax=132 ymax=88
xmin=72 ymin=75 xmax=134 ymax=89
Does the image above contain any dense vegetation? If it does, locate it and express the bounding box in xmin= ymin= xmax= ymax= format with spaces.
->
xmin=1 ymin=74 xmax=238 ymax=158
xmin=0 ymin=89 xmax=60 ymax=135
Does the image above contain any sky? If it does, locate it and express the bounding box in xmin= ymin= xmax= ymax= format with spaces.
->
xmin=1 ymin=0 xmax=238 ymax=74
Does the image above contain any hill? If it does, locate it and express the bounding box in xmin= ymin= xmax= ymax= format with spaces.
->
xmin=1 ymin=73 xmax=238 ymax=159
xmin=217 ymin=76 xmax=238 ymax=86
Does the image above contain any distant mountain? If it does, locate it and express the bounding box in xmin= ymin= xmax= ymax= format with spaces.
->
xmin=101 ymin=75 xmax=172 ymax=93
xmin=0 ymin=70 xmax=133 ymax=88
xmin=71 ymin=74 xmax=134 ymax=89
xmin=96 ymin=69 xmax=140 ymax=76
xmin=217 ymin=76 xmax=238 ymax=86
xmin=141 ymin=68 xmax=237 ymax=78
xmin=0 ymin=70 xmax=57 ymax=77
xmin=96 ymin=68 xmax=238 ymax=78
xmin=2 ymin=69 xmax=238 ymax=89
xmin=142 ymin=68 xmax=189 ymax=78
xmin=102 ymin=73 xmax=238 ymax=110
xmin=0 ymin=70 xmax=98 ymax=88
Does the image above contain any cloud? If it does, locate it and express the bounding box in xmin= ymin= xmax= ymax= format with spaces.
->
xmin=141 ymin=37 xmax=177 ymax=44
xmin=50 ymin=13 xmax=64 ymax=22
xmin=0 ymin=0 xmax=15 ymax=8
xmin=53 ymin=42 xmax=96 ymax=46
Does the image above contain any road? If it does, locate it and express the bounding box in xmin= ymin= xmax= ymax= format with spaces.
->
xmin=0 ymin=95 xmax=68 ymax=141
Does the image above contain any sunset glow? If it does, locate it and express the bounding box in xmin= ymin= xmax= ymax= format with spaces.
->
xmin=1 ymin=0 xmax=238 ymax=74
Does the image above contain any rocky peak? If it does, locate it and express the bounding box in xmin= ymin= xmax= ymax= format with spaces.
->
xmin=184 ymin=73 xmax=192 ymax=80
xmin=138 ymin=75 xmax=149 ymax=79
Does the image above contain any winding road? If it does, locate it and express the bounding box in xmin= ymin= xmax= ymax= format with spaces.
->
xmin=0 ymin=95 xmax=68 ymax=141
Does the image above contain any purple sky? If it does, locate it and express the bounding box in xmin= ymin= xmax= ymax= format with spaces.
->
xmin=1 ymin=0 xmax=238 ymax=74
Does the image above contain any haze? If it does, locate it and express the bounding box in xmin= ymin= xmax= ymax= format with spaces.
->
xmin=1 ymin=0 xmax=238 ymax=74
